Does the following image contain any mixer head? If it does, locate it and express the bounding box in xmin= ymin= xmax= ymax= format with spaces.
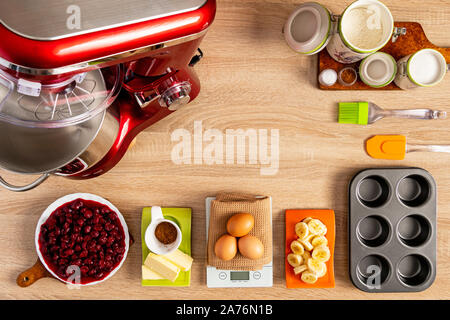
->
xmin=0 ymin=0 xmax=213 ymax=75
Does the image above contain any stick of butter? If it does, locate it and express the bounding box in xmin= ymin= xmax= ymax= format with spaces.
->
xmin=162 ymin=249 xmax=193 ymax=272
xmin=142 ymin=265 xmax=164 ymax=280
xmin=144 ymin=253 xmax=180 ymax=282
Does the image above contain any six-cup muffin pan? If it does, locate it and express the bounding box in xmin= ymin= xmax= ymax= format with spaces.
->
xmin=349 ymin=168 xmax=436 ymax=292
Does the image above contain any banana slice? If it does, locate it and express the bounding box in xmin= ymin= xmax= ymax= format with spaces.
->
xmin=317 ymin=263 xmax=327 ymax=278
xmin=312 ymin=245 xmax=331 ymax=262
xmin=307 ymin=219 xmax=327 ymax=236
xmin=287 ymin=253 xmax=303 ymax=267
xmin=293 ymin=265 xmax=308 ymax=275
xmin=295 ymin=222 xmax=309 ymax=240
xmin=299 ymin=238 xmax=314 ymax=251
xmin=301 ymin=271 xmax=318 ymax=284
xmin=311 ymin=235 xmax=328 ymax=247
xmin=302 ymin=251 xmax=311 ymax=261
xmin=307 ymin=258 xmax=326 ymax=276
xmin=302 ymin=217 xmax=313 ymax=224
xmin=290 ymin=240 xmax=304 ymax=255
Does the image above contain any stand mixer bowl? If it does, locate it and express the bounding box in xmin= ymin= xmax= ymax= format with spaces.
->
xmin=0 ymin=66 xmax=122 ymax=191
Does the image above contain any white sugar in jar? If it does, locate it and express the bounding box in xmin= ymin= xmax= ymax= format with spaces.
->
xmin=394 ymin=49 xmax=447 ymax=89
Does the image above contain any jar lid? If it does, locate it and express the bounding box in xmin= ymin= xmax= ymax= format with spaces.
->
xmin=0 ymin=66 xmax=121 ymax=128
xmin=284 ymin=2 xmax=332 ymax=55
xmin=359 ymin=52 xmax=397 ymax=88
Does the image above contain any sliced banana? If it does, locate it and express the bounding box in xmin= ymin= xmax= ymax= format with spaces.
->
xmin=317 ymin=263 xmax=327 ymax=278
xmin=290 ymin=240 xmax=304 ymax=255
xmin=299 ymin=238 xmax=314 ymax=251
xmin=295 ymin=222 xmax=309 ymax=240
xmin=306 ymin=233 xmax=315 ymax=242
xmin=287 ymin=253 xmax=303 ymax=267
xmin=293 ymin=265 xmax=308 ymax=275
xmin=302 ymin=251 xmax=311 ymax=261
xmin=301 ymin=271 xmax=318 ymax=284
xmin=312 ymin=245 xmax=331 ymax=263
xmin=288 ymin=217 xmax=331 ymax=282
xmin=311 ymin=235 xmax=328 ymax=247
xmin=307 ymin=219 xmax=327 ymax=236
xmin=302 ymin=217 xmax=313 ymax=224
xmin=307 ymin=258 xmax=326 ymax=276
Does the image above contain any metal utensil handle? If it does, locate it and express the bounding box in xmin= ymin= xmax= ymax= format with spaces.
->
xmin=407 ymin=144 xmax=450 ymax=154
xmin=383 ymin=109 xmax=447 ymax=120
xmin=0 ymin=173 xmax=49 ymax=192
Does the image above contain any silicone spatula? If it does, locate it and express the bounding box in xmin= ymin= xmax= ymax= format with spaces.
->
xmin=366 ymin=135 xmax=450 ymax=160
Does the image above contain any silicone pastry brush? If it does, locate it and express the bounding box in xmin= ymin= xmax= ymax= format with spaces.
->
xmin=339 ymin=102 xmax=447 ymax=125
xmin=366 ymin=135 xmax=450 ymax=160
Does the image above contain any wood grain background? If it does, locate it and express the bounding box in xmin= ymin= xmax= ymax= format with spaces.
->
xmin=1 ymin=0 xmax=449 ymax=299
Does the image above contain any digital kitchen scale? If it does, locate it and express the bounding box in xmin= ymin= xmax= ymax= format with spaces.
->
xmin=205 ymin=197 xmax=273 ymax=288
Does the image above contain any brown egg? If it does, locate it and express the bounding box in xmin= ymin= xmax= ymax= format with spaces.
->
xmin=238 ymin=235 xmax=264 ymax=260
xmin=214 ymin=234 xmax=237 ymax=261
xmin=226 ymin=213 xmax=255 ymax=237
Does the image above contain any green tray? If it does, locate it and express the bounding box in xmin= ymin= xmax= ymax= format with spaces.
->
xmin=141 ymin=207 xmax=192 ymax=287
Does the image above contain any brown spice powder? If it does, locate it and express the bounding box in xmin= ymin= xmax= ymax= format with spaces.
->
xmin=155 ymin=222 xmax=177 ymax=244
xmin=340 ymin=68 xmax=356 ymax=84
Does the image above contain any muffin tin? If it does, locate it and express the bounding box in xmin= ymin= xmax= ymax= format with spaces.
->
xmin=349 ymin=168 xmax=436 ymax=292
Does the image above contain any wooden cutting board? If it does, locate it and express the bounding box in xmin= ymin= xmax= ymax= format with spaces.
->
xmin=318 ymin=22 xmax=450 ymax=90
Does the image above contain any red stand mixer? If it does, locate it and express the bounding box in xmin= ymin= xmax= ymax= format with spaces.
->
xmin=0 ymin=0 xmax=216 ymax=191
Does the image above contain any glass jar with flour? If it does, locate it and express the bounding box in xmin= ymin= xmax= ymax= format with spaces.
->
xmin=284 ymin=0 xmax=397 ymax=64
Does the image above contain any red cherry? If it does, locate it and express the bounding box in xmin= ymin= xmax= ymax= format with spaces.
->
xmin=80 ymin=266 xmax=89 ymax=275
xmin=83 ymin=210 xmax=93 ymax=219
xmin=58 ymin=258 xmax=68 ymax=266
xmin=95 ymin=272 xmax=104 ymax=279
xmin=72 ymin=259 xmax=82 ymax=266
xmin=99 ymin=236 xmax=107 ymax=245
xmin=79 ymin=250 xmax=88 ymax=258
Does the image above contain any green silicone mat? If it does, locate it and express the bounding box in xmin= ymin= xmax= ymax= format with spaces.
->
xmin=141 ymin=207 xmax=192 ymax=287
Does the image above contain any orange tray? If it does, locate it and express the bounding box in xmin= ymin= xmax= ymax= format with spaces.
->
xmin=285 ymin=209 xmax=335 ymax=289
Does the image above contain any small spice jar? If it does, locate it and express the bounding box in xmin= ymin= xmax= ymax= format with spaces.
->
xmin=338 ymin=67 xmax=357 ymax=86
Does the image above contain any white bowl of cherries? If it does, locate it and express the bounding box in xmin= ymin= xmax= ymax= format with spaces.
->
xmin=34 ymin=193 xmax=130 ymax=286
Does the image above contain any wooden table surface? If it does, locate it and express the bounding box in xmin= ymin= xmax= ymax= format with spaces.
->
xmin=1 ymin=0 xmax=450 ymax=300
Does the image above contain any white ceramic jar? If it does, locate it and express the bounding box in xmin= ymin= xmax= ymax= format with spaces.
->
xmin=359 ymin=52 xmax=397 ymax=87
xmin=394 ymin=49 xmax=448 ymax=89
xmin=326 ymin=0 xmax=394 ymax=64
xmin=284 ymin=0 xmax=395 ymax=64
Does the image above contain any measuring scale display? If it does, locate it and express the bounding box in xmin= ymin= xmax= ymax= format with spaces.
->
xmin=205 ymin=197 xmax=273 ymax=288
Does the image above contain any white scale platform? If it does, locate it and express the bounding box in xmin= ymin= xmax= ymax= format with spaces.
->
xmin=206 ymin=197 xmax=273 ymax=288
